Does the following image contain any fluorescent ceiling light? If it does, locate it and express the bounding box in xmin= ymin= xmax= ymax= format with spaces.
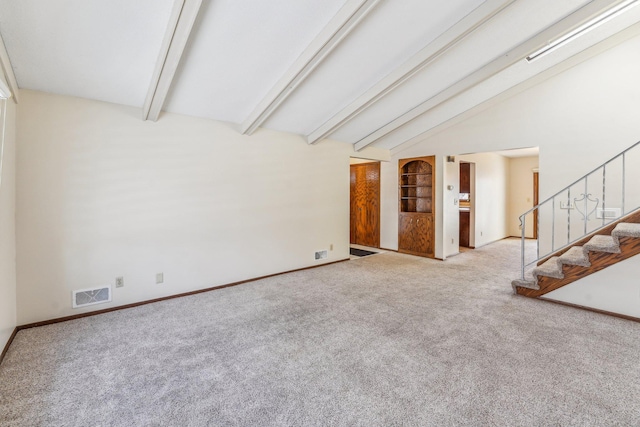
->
xmin=526 ymin=0 xmax=640 ymax=62
xmin=0 ymin=78 xmax=10 ymax=99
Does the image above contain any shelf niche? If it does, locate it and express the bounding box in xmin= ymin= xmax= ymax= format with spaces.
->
xmin=398 ymin=156 xmax=435 ymax=259
xmin=400 ymin=160 xmax=433 ymax=213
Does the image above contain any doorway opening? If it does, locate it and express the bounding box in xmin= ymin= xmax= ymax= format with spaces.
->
xmin=350 ymin=158 xmax=380 ymax=251
xmin=459 ymin=161 xmax=474 ymax=250
xmin=446 ymin=147 xmax=539 ymax=259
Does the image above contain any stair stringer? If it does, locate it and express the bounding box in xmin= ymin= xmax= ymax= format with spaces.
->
xmin=512 ymin=210 xmax=640 ymax=298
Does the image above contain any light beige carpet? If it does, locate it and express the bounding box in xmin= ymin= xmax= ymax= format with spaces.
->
xmin=1 ymin=238 xmax=639 ymax=426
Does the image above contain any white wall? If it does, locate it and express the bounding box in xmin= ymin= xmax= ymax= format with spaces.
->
xmin=508 ymin=156 xmax=539 ymax=238
xmin=380 ymin=33 xmax=640 ymax=314
xmin=15 ymin=90 xmax=388 ymax=325
xmin=350 ymin=158 xmax=378 ymax=165
xmin=545 ymin=253 xmax=640 ymax=318
xmin=379 ymin=159 xmax=398 ymax=251
xmin=11 ymin=31 xmax=640 ymax=326
xmin=393 ymin=33 xmax=640 ymax=196
xmin=442 ymin=158 xmax=459 ymax=256
xmin=0 ymin=93 xmax=17 ymax=351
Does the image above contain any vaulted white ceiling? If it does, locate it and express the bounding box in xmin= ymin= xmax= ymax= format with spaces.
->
xmin=0 ymin=0 xmax=639 ymax=152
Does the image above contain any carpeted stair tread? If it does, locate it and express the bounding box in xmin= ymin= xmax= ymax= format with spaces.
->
xmin=584 ymin=235 xmax=620 ymax=253
xmin=532 ymin=256 xmax=563 ymax=279
xmin=511 ymin=278 xmax=538 ymax=291
xmin=513 ymin=218 xmax=640 ymax=295
xmin=612 ymin=222 xmax=640 ymax=238
xmin=558 ymin=246 xmax=590 ymax=267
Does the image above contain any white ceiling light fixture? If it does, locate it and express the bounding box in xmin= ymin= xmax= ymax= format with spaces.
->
xmin=0 ymin=78 xmax=11 ymax=99
xmin=526 ymin=0 xmax=640 ymax=62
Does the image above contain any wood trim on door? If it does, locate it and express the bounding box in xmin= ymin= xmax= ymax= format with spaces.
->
xmin=350 ymin=162 xmax=381 ymax=248
xmin=533 ymin=172 xmax=539 ymax=239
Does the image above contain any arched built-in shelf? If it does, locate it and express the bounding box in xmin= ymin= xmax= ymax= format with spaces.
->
xmin=398 ymin=157 xmax=435 ymax=258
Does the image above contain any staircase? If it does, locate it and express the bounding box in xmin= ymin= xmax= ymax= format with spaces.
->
xmin=512 ymin=140 xmax=640 ymax=299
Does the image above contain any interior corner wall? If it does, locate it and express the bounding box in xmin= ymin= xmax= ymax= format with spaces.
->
xmin=458 ymin=153 xmax=509 ymax=248
xmin=442 ymin=158 xmax=459 ymax=257
xmin=379 ymin=152 xmax=446 ymax=259
xmin=381 ymin=149 xmax=509 ymax=258
xmin=379 ymin=158 xmax=398 ymax=251
xmin=380 ymin=150 xmax=419 ymax=253
xmin=0 ymin=96 xmax=17 ymax=350
xmin=395 ymin=33 xmax=640 ymax=199
xmin=508 ymin=156 xmax=539 ymax=238
xmin=14 ymin=90 xmax=387 ymax=325
xmin=382 ymin=33 xmax=640 ymax=261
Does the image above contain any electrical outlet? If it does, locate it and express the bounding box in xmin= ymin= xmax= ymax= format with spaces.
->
xmin=451 ymin=238 xmax=454 ymax=244
xmin=156 ymin=273 xmax=164 ymax=284
xmin=115 ymin=277 xmax=124 ymax=288
xmin=330 ymin=244 xmax=333 ymax=251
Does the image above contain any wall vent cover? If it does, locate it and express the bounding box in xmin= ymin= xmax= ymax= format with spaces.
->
xmin=72 ymin=286 xmax=112 ymax=308
xmin=596 ymin=208 xmax=621 ymax=219
xmin=315 ymin=250 xmax=328 ymax=260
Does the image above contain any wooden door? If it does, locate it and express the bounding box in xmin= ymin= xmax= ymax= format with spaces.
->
xmin=459 ymin=211 xmax=470 ymax=247
xmin=350 ymin=162 xmax=380 ymax=247
xmin=460 ymin=162 xmax=471 ymax=193
xmin=398 ymin=213 xmax=414 ymax=252
xmin=398 ymin=213 xmax=433 ymax=256
xmin=459 ymin=162 xmax=471 ymax=247
xmin=533 ymin=172 xmax=539 ymax=239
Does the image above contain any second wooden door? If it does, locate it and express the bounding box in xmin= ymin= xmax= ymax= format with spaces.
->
xmin=399 ymin=213 xmax=433 ymax=256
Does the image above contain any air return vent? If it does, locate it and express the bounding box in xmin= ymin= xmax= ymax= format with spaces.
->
xmin=596 ymin=208 xmax=622 ymax=219
xmin=72 ymin=286 xmax=111 ymax=308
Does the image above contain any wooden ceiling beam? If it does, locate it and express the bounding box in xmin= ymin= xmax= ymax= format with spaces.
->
xmin=353 ymin=0 xmax=625 ymax=151
xmin=0 ymin=32 xmax=19 ymax=103
xmin=390 ymin=20 xmax=640 ymax=155
xmin=306 ymin=0 xmax=516 ymax=145
xmin=240 ymin=0 xmax=381 ymax=136
xmin=143 ymin=0 xmax=202 ymax=121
